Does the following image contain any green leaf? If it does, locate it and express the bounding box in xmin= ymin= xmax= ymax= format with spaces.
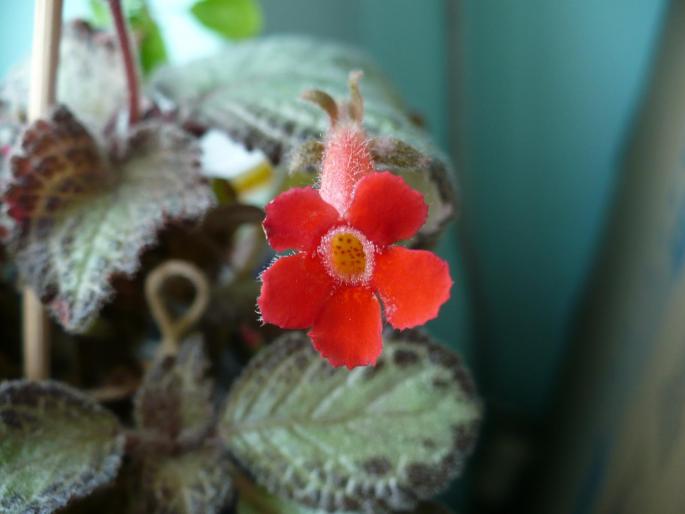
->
xmin=88 ymin=0 xmax=111 ymax=27
xmin=151 ymin=36 xmax=456 ymax=243
xmin=88 ymin=0 xmax=154 ymax=27
xmin=136 ymin=445 xmax=234 ymax=514
xmin=0 ymin=21 xmax=127 ymax=135
xmin=0 ymin=380 xmax=125 ymax=514
xmin=135 ymin=14 xmax=169 ymax=74
xmin=134 ymin=335 xmax=214 ymax=443
xmin=190 ymin=0 xmax=262 ymax=40
xmin=88 ymin=0 xmax=168 ymax=74
xmin=219 ymin=331 xmax=481 ymax=513
xmin=2 ymin=107 xmax=215 ymax=332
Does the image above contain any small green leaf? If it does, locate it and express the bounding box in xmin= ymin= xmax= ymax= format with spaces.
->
xmin=190 ymin=0 xmax=262 ymax=40
xmin=88 ymin=0 xmax=111 ymax=27
xmin=135 ymin=15 xmax=168 ymax=74
xmin=134 ymin=335 xmax=214 ymax=443
xmin=136 ymin=445 xmax=234 ymax=514
xmin=219 ymin=331 xmax=481 ymax=513
xmin=88 ymin=0 xmax=168 ymax=74
xmin=151 ymin=36 xmax=457 ymax=243
xmin=0 ymin=380 xmax=125 ymax=514
xmin=2 ymin=107 xmax=215 ymax=332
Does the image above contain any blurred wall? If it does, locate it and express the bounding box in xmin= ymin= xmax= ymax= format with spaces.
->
xmin=457 ymin=0 xmax=667 ymax=417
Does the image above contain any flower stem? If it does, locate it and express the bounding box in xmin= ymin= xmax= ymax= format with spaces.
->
xmin=108 ymin=0 xmax=140 ymax=125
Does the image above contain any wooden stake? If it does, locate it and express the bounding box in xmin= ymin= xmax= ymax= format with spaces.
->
xmin=23 ymin=0 xmax=63 ymax=380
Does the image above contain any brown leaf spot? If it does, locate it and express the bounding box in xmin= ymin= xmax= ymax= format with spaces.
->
xmin=393 ymin=349 xmax=419 ymax=367
xmin=363 ymin=456 xmax=392 ymax=476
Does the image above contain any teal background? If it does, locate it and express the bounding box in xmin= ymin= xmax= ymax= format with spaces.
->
xmin=458 ymin=1 xmax=667 ymax=417
xmin=0 ymin=0 xmax=670 ymax=435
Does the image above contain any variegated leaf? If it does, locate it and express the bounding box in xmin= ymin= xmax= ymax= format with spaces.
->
xmin=0 ymin=380 xmax=125 ymax=514
xmin=2 ymin=107 xmax=215 ymax=332
xmin=219 ymin=331 xmax=481 ymax=513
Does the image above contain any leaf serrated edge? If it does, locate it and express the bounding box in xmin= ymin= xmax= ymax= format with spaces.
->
xmin=0 ymin=380 xmax=126 ymax=514
xmin=6 ymin=115 xmax=217 ymax=333
xmin=219 ymin=331 xmax=482 ymax=513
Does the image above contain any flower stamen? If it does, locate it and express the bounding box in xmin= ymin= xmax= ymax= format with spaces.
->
xmin=318 ymin=226 xmax=374 ymax=285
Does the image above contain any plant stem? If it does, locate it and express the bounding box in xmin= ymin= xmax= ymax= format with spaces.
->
xmin=108 ymin=0 xmax=140 ymax=125
xmin=145 ymin=260 xmax=210 ymax=356
xmin=23 ymin=0 xmax=63 ymax=380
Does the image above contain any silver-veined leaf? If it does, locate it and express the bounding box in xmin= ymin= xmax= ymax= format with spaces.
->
xmin=0 ymin=380 xmax=125 ymax=514
xmin=219 ymin=331 xmax=481 ymax=513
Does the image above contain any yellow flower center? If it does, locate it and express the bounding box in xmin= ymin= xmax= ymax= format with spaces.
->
xmin=330 ymin=232 xmax=366 ymax=278
xmin=319 ymin=226 xmax=374 ymax=284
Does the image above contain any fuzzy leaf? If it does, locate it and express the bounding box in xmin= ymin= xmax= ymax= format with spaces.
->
xmin=0 ymin=380 xmax=125 ymax=514
xmin=136 ymin=445 xmax=234 ymax=514
xmin=2 ymin=107 xmax=215 ymax=332
xmin=190 ymin=0 xmax=263 ymax=40
xmin=236 ymin=488 xmax=454 ymax=514
xmin=236 ymin=484 xmax=349 ymax=514
xmin=134 ymin=335 xmax=214 ymax=443
xmin=150 ymin=36 xmax=456 ymax=242
xmin=219 ymin=331 xmax=481 ymax=513
xmin=0 ymin=116 xmax=22 ymax=238
xmin=0 ymin=21 xmax=126 ymax=135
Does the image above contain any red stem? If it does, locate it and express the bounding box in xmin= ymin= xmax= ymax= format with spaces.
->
xmin=108 ymin=0 xmax=140 ymax=125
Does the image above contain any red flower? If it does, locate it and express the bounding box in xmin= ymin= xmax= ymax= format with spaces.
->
xmin=257 ymin=73 xmax=453 ymax=368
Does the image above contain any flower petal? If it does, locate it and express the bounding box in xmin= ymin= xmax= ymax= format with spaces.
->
xmin=373 ymin=247 xmax=452 ymax=329
xmin=309 ymin=287 xmax=382 ymax=368
xmin=346 ymin=171 xmax=428 ymax=247
xmin=258 ymin=253 xmax=333 ymax=328
xmin=263 ymin=187 xmax=339 ymax=252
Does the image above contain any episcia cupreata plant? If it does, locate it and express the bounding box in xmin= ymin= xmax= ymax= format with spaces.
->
xmin=0 ymin=2 xmax=481 ymax=513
